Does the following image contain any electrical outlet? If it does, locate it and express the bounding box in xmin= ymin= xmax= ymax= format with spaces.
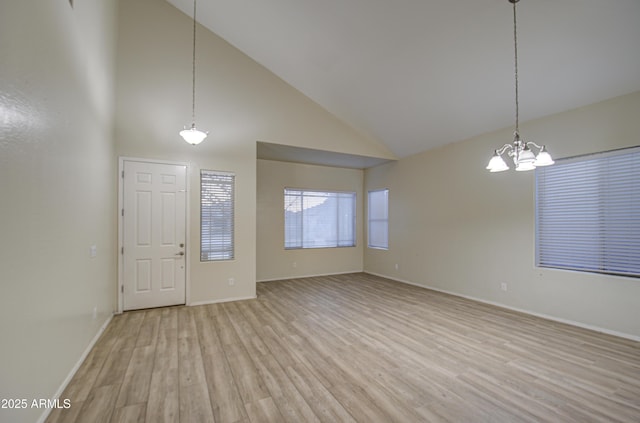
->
xmin=89 ymin=245 xmax=97 ymax=258
xmin=92 ymin=306 xmax=97 ymax=320
xmin=395 ymin=263 xmax=399 ymax=270
xmin=501 ymin=283 xmax=508 ymax=291
xmin=228 ymin=278 xmax=235 ymax=286
xmin=292 ymin=262 xmax=297 ymax=268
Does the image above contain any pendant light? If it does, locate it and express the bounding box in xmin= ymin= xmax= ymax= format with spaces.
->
xmin=180 ymin=0 xmax=208 ymax=145
xmin=486 ymin=0 xmax=554 ymax=172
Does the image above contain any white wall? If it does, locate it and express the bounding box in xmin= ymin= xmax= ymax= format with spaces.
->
xmin=0 ymin=1 xmax=118 ymax=422
xmin=365 ymin=91 xmax=640 ymax=339
xmin=115 ymin=0 xmax=391 ymax=305
xmin=257 ymin=160 xmax=365 ymax=281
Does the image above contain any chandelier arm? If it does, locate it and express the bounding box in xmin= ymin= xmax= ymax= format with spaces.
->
xmin=496 ymin=143 xmax=514 ymax=156
xmin=526 ymin=141 xmax=542 ymax=150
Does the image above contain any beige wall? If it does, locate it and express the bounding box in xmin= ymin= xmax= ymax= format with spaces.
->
xmin=115 ymin=0 xmax=390 ymax=304
xmin=0 ymin=1 xmax=118 ymax=422
xmin=365 ymin=91 xmax=640 ymax=339
xmin=257 ymin=160 xmax=364 ymax=281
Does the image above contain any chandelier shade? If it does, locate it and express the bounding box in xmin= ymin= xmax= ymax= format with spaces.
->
xmin=534 ymin=146 xmax=555 ymax=166
xmin=486 ymin=152 xmax=509 ymax=173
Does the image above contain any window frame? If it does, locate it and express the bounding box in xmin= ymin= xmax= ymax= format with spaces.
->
xmin=368 ymin=189 xmax=389 ymax=250
xmin=284 ymin=188 xmax=357 ymax=250
xmin=200 ymin=170 xmax=235 ymax=262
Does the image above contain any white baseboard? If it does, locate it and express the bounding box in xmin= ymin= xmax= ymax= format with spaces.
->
xmin=257 ymin=270 xmax=362 ymax=283
xmin=364 ymin=271 xmax=640 ymax=343
xmin=189 ymin=295 xmax=257 ymax=307
xmin=37 ymin=313 xmax=114 ymax=423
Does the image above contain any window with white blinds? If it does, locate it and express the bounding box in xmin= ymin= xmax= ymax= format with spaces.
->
xmin=201 ymin=170 xmax=234 ymax=261
xmin=368 ymin=189 xmax=389 ymax=249
xmin=535 ymin=146 xmax=640 ymax=277
xmin=284 ymin=189 xmax=356 ymax=249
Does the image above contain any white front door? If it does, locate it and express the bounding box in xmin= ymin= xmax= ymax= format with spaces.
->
xmin=122 ymin=160 xmax=187 ymax=310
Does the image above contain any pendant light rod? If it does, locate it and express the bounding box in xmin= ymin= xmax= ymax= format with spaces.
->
xmin=190 ymin=0 xmax=198 ymax=125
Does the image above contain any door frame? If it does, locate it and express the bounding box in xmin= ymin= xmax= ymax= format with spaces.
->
xmin=117 ymin=157 xmax=191 ymax=314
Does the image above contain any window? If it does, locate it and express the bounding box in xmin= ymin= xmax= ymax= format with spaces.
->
xmin=535 ymin=146 xmax=640 ymax=277
xmin=284 ymin=189 xmax=356 ymax=249
xmin=368 ymin=189 xmax=389 ymax=249
xmin=201 ymin=170 xmax=234 ymax=261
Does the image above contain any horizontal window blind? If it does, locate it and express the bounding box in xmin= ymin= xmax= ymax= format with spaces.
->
xmin=535 ymin=146 xmax=640 ymax=277
xmin=284 ymin=189 xmax=356 ymax=249
xmin=368 ymin=189 xmax=389 ymax=249
xmin=201 ymin=170 xmax=234 ymax=261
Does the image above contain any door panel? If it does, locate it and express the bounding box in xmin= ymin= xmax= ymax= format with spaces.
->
xmin=136 ymin=191 xmax=152 ymax=245
xmin=123 ymin=161 xmax=186 ymax=310
xmin=161 ymin=192 xmax=176 ymax=245
xmin=136 ymin=260 xmax=152 ymax=292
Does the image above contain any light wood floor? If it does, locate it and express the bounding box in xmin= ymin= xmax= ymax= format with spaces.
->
xmin=47 ymin=273 xmax=640 ymax=423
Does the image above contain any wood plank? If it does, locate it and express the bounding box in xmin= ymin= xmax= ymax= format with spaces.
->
xmin=135 ymin=308 xmax=161 ymax=348
xmin=244 ymin=397 xmax=285 ymax=423
xmin=284 ymin=363 xmax=356 ymax=423
xmin=252 ymin=353 xmax=320 ymax=423
xmin=115 ymin=345 xmax=155 ymax=408
xmin=177 ymin=307 xmax=214 ymax=423
xmin=93 ymin=347 xmax=134 ymax=388
xmin=74 ymin=384 xmax=119 ymax=423
xmin=110 ymin=403 xmax=146 ymax=423
xmin=194 ymin=305 xmax=248 ymax=423
xmin=146 ymin=307 xmax=179 ymax=423
xmin=223 ymin=341 xmax=270 ymax=405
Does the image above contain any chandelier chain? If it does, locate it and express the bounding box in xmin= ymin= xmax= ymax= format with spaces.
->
xmin=512 ymin=0 xmax=519 ymax=135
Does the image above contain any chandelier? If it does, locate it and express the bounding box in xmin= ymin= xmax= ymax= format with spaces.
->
xmin=486 ymin=0 xmax=554 ymax=172
xmin=179 ymin=0 xmax=208 ymax=145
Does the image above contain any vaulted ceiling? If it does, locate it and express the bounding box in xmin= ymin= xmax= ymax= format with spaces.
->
xmin=166 ymin=0 xmax=640 ymax=159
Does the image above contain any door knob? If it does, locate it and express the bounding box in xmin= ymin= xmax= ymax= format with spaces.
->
xmin=176 ymin=251 xmax=185 ymax=256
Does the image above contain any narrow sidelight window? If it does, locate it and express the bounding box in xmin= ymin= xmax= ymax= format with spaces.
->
xmin=201 ymin=170 xmax=235 ymax=261
xmin=368 ymin=189 xmax=389 ymax=249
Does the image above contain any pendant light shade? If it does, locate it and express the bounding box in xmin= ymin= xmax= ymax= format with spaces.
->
xmin=180 ymin=124 xmax=208 ymax=145
xmin=486 ymin=0 xmax=554 ymax=172
xmin=180 ymin=0 xmax=208 ymax=145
